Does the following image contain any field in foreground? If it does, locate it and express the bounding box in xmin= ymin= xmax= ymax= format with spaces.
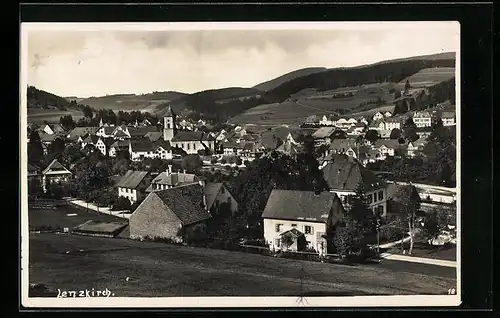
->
xmin=28 ymin=233 xmax=456 ymax=297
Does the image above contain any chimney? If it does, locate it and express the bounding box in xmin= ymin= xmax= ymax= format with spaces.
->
xmin=183 ymin=169 xmax=186 ymax=175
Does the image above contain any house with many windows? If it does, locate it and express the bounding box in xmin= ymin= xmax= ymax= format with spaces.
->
xmin=262 ymin=189 xmax=345 ymax=255
xmin=412 ymin=111 xmax=433 ymax=128
xmin=146 ymin=165 xmax=199 ymax=192
xmin=321 ymin=154 xmax=387 ymax=217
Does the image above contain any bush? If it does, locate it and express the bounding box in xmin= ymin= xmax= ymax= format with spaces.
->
xmin=113 ymin=197 xmax=131 ymax=211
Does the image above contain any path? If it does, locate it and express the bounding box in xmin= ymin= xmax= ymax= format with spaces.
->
xmin=380 ymin=253 xmax=456 ymax=268
xmin=64 ymin=197 xmax=130 ymax=219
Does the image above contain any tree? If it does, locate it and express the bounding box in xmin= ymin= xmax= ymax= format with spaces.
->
xmin=389 ymin=128 xmax=402 ymax=140
xmin=47 ymin=138 xmax=66 ymax=157
xmin=364 ymin=130 xmax=380 ymax=143
xmin=28 ymin=178 xmax=43 ymax=197
xmin=113 ymin=196 xmax=131 ymax=211
xmin=182 ymin=154 xmax=203 ymax=173
xmin=28 ymin=131 xmax=44 ymax=165
xmin=394 ymin=184 xmax=421 ymax=254
xmin=236 ymin=158 xmax=243 ymax=166
xmin=333 ymin=214 xmax=364 ymax=257
xmin=404 ymin=79 xmax=411 ymax=93
xmin=394 ymin=90 xmax=402 ymax=99
xmin=59 ymin=115 xmax=75 ymax=131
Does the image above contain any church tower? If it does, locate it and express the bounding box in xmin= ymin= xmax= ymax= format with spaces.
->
xmin=163 ymin=105 xmax=177 ymax=141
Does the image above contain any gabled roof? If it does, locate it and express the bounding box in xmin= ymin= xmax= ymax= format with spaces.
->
xmin=83 ymin=134 xmax=99 ymax=144
xmin=413 ymin=111 xmax=432 ymax=118
xmin=39 ymin=133 xmax=58 ymax=143
xmin=329 ymin=138 xmax=358 ymax=150
xmin=280 ymin=228 xmax=305 ymax=238
xmin=203 ymin=183 xmax=224 ymax=211
xmin=276 ymin=141 xmax=301 ymax=155
xmin=153 ymin=140 xmax=171 ymax=151
xmin=321 ymin=154 xmax=385 ymax=192
xmin=128 ymin=126 xmax=159 ymax=138
xmin=113 ymin=129 xmax=130 ymax=138
xmin=100 ymin=126 xmax=115 ymax=135
xmin=171 ymin=131 xmax=214 ymax=142
xmin=28 ymin=163 xmax=40 ymax=173
xmin=373 ymin=139 xmax=401 ymax=149
xmin=262 ymin=190 xmax=343 ymax=223
xmin=144 ymin=131 xmax=163 ymax=142
xmin=386 ymin=183 xmax=420 ymax=203
xmin=130 ymin=139 xmax=156 ymax=152
xmin=116 ymin=170 xmax=149 ymax=189
xmin=67 ymin=127 xmax=99 ymax=139
xmin=369 ymin=119 xmax=386 ymax=128
xmin=42 ymin=159 xmax=71 ymax=175
xmin=164 ymin=105 xmax=175 ymax=117
xmin=148 ymin=171 xmax=198 ymax=189
xmin=243 ymin=142 xmax=255 ymax=151
xmin=154 ymin=184 xmax=211 ymax=226
xmin=312 ymin=127 xmax=336 ymax=139
xmin=110 ymin=140 xmax=131 ymax=149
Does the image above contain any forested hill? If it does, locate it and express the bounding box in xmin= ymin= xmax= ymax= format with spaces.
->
xmin=27 ymin=86 xmax=70 ymax=109
xmin=262 ymin=56 xmax=456 ymax=103
xmin=252 ymin=67 xmax=327 ymax=92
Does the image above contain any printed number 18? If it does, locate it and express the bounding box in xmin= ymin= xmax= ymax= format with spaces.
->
xmin=448 ymin=288 xmax=456 ymax=295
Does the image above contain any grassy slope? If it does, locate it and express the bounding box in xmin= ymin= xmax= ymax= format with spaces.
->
xmin=252 ymin=67 xmax=328 ymax=92
xmin=77 ymin=91 xmax=188 ymax=112
xmin=29 ymin=233 xmax=456 ymax=297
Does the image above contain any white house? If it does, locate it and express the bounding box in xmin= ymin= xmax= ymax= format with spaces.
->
xmin=262 ymin=189 xmax=345 ymax=255
xmin=384 ymin=117 xmax=402 ymax=131
xmin=413 ymin=111 xmax=433 ymax=128
xmin=321 ymin=155 xmax=388 ymax=217
xmin=41 ymin=159 xmax=72 ymax=192
xmin=372 ymin=112 xmax=384 ymax=121
xmin=407 ymin=138 xmax=427 ymax=157
xmin=116 ymin=170 xmax=152 ymax=204
xmin=373 ymin=139 xmax=400 ymax=158
xmin=384 ymin=111 xmax=393 ymax=117
xmin=146 ymin=166 xmax=199 ymax=192
xmin=441 ymin=111 xmax=456 ymax=127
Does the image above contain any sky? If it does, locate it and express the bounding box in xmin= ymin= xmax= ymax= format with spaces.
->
xmin=24 ymin=22 xmax=459 ymax=98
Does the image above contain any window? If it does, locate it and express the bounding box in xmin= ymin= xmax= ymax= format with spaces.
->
xmin=367 ymin=193 xmax=373 ymax=204
xmin=275 ymin=239 xmax=281 ymax=247
xmin=377 ymin=205 xmax=384 ymax=216
xmin=193 ymin=143 xmax=196 ymax=150
xmin=187 ymin=143 xmax=190 ymax=150
xmin=304 ymin=225 xmax=313 ymax=234
xmin=291 ymin=224 xmax=297 ymax=227
xmin=275 ymin=224 xmax=282 ymax=232
xmin=221 ymin=187 xmax=225 ymax=194
xmin=378 ymin=191 xmax=384 ymax=201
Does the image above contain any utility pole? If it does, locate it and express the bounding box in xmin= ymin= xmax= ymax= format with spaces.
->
xmin=376 ymin=218 xmax=381 ymax=254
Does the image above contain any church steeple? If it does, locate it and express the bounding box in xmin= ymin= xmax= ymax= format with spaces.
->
xmin=163 ymin=105 xmax=177 ymax=142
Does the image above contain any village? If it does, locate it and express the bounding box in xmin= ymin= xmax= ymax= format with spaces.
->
xmin=27 ymin=80 xmax=457 ymax=272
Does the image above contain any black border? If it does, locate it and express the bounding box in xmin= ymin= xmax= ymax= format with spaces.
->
xmin=15 ymin=2 xmax=494 ymax=314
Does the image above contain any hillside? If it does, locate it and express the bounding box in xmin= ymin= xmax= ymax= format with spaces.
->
xmin=154 ymin=87 xmax=264 ymax=120
xmin=27 ymin=86 xmax=71 ymax=109
xmin=231 ymin=53 xmax=456 ymax=127
xmin=252 ymin=67 xmax=327 ymax=92
xmin=262 ymin=54 xmax=456 ymax=104
xmin=77 ymin=91 xmax=187 ymax=112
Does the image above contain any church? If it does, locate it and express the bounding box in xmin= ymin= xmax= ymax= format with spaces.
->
xmin=163 ymin=105 xmax=215 ymax=155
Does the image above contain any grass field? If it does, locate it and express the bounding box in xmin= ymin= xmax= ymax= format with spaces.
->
xmin=28 ymin=233 xmax=456 ymax=297
xmin=27 ymin=109 xmax=85 ymax=124
xmin=229 ymin=83 xmax=395 ymax=126
xmin=399 ymin=67 xmax=456 ymax=88
xmin=28 ymin=200 xmax=127 ymax=231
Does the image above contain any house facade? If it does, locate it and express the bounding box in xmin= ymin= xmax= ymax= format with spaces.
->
xmin=321 ymin=155 xmax=388 ymax=217
xmin=41 ymin=159 xmax=72 ymax=192
xmin=441 ymin=111 xmax=456 ymax=127
xmin=372 ymin=112 xmax=384 ymax=121
xmin=116 ymin=170 xmax=152 ymax=203
xmin=413 ymin=111 xmax=433 ymax=128
xmin=262 ymin=189 xmax=345 ymax=255
xmin=204 ymin=182 xmax=239 ymax=215
xmin=146 ymin=166 xmax=199 ymax=192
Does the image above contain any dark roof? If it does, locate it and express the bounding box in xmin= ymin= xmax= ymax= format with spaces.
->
xmin=312 ymin=127 xmax=336 ymax=139
xmin=280 ymin=228 xmax=305 ymax=238
xmin=373 ymin=139 xmax=401 ymax=149
xmin=262 ymin=189 xmax=343 ymax=223
xmin=83 ymin=134 xmax=99 ymax=144
xmin=203 ymin=183 xmax=224 ymax=210
xmin=276 ymin=141 xmax=301 ymax=155
xmin=154 ymin=184 xmax=212 ymax=226
xmin=116 ymin=170 xmax=149 ymax=189
xmin=128 ymin=126 xmax=158 ymax=137
xmin=386 ymin=183 xmax=420 ymax=203
xmin=153 ymin=140 xmax=171 ymax=150
xmin=145 ymin=131 xmax=163 ymax=142
xmin=321 ymin=154 xmax=384 ymax=192
xmin=111 ymin=140 xmax=130 ymax=149
xmin=171 ymin=131 xmax=214 ymax=142
xmin=329 ymin=138 xmax=357 ymax=150
xmin=130 ymin=139 xmax=155 ymax=152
